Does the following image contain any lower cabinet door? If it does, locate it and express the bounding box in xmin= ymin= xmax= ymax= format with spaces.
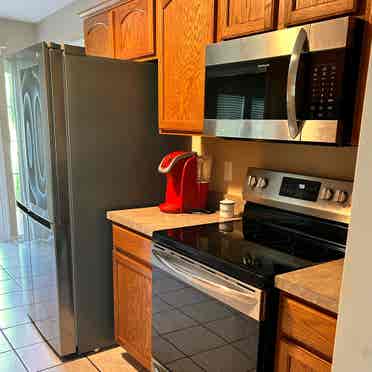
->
xmin=113 ymin=250 xmax=152 ymax=370
xmin=276 ymin=338 xmax=332 ymax=372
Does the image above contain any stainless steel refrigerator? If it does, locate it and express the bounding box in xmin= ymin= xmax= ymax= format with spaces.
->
xmin=4 ymin=42 xmax=189 ymax=357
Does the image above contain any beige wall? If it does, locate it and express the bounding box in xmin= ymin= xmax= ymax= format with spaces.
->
xmin=36 ymin=0 xmax=102 ymax=43
xmin=0 ymin=18 xmax=37 ymax=54
xmin=332 ymin=47 xmax=372 ymax=372
xmin=198 ymin=137 xmax=357 ymax=199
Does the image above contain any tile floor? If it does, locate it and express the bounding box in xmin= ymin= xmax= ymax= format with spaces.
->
xmin=0 ymin=241 xmax=141 ymax=372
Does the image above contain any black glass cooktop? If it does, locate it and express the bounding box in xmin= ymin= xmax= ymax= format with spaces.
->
xmin=152 ymin=203 xmax=347 ymax=288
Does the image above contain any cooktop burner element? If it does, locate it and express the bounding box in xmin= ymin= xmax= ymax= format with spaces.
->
xmin=153 ymin=169 xmax=352 ymax=288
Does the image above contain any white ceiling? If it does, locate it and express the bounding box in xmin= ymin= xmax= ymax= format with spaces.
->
xmin=0 ymin=0 xmax=77 ymax=23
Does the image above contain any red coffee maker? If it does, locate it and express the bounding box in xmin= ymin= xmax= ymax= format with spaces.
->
xmin=158 ymin=151 xmax=211 ymax=213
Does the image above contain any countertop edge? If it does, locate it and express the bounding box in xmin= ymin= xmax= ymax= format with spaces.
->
xmin=275 ymin=275 xmax=339 ymax=314
xmin=274 ymin=259 xmax=344 ymax=315
xmin=106 ymin=207 xmax=241 ymax=238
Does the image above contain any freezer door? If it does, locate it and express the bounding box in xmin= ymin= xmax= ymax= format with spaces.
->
xmin=26 ymin=215 xmax=76 ymax=356
xmin=5 ymin=43 xmax=54 ymax=222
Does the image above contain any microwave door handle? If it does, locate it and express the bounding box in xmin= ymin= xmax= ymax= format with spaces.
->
xmin=153 ymin=248 xmax=257 ymax=304
xmin=287 ymin=28 xmax=308 ymax=139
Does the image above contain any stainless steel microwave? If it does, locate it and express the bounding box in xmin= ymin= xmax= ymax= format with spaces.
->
xmin=204 ymin=17 xmax=362 ymax=144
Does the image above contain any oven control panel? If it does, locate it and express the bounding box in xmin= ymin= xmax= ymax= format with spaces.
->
xmin=279 ymin=177 xmax=321 ymax=202
xmin=243 ymin=168 xmax=353 ymax=223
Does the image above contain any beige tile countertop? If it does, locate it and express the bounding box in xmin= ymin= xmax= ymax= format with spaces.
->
xmin=275 ymin=259 xmax=344 ymax=314
xmin=106 ymin=206 xmax=241 ymax=237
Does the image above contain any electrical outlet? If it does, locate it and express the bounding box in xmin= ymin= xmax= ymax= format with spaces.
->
xmin=224 ymin=161 xmax=233 ymax=182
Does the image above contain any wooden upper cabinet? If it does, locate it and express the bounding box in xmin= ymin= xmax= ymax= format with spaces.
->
xmin=84 ymin=12 xmax=115 ymax=58
xmin=276 ymin=338 xmax=332 ymax=372
xmin=282 ymin=0 xmax=359 ymax=26
xmin=113 ymin=0 xmax=155 ymax=60
xmin=158 ymin=0 xmax=215 ymax=134
xmin=218 ymin=0 xmax=276 ymax=41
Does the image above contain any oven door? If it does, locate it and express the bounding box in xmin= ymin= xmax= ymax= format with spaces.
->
xmin=152 ymin=244 xmax=265 ymax=372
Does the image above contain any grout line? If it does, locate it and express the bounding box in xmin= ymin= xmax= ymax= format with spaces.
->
xmin=86 ymin=356 xmax=102 ymax=371
xmin=1 ymin=328 xmax=30 ymax=371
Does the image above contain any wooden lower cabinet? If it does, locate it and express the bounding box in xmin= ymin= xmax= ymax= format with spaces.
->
xmin=112 ymin=225 xmax=152 ymax=370
xmin=275 ymin=294 xmax=336 ymax=372
xmin=276 ymin=338 xmax=332 ymax=372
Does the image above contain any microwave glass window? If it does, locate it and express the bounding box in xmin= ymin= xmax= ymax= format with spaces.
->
xmin=213 ymin=73 xmax=266 ymax=120
xmin=205 ymin=57 xmax=291 ymax=120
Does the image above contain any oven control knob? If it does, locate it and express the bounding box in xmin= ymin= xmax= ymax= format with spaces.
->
xmin=256 ymin=177 xmax=268 ymax=189
xmin=248 ymin=176 xmax=257 ymax=188
xmin=319 ymin=188 xmax=334 ymax=201
xmin=334 ymin=190 xmax=348 ymax=204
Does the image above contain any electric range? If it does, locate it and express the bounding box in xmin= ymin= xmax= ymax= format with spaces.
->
xmin=151 ymin=169 xmax=352 ymax=372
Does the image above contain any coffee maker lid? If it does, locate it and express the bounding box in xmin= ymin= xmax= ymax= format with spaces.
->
xmin=158 ymin=151 xmax=196 ymax=174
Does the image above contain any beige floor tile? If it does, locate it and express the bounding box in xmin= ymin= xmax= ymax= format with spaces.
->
xmin=0 ymin=279 xmax=22 ymax=295
xmin=0 ymin=350 xmax=27 ymax=371
xmin=0 ymin=330 xmax=11 ymax=353
xmin=17 ymin=342 xmax=62 ymax=372
xmin=43 ymin=358 xmax=98 ymax=371
xmin=88 ymin=347 xmax=143 ymax=372
xmin=0 ymin=291 xmax=33 ymax=311
xmin=3 ymin=323 xmax=43 ymax=349
xmin=0 ymin=306 xmax=31 ymax=329
xmin=0 ymin=270 xmax=11 ymax=282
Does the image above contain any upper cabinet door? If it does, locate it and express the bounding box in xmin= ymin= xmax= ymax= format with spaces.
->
xmin=159 ymin=0 xmax=215 ymax=134
xmin=218 ymin=0 xmax=276 ymax=41
xmin=113 ymin=0 xmax=155 ymax=60
xmin=283 ymin=0 xmax=358 ymax=26
xmin=84 ymin=12 xmax=115 ymax=58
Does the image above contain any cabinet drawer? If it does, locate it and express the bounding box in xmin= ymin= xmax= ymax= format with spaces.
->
xmin=279 ymin=296 xmax=337 ymax=360
xmin=113 ymin=224 xmax=151 ymax=265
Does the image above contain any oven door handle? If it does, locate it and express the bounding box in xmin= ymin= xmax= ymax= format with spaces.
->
xmin=287 ymin=27 xmax=308 ymax=139
xmin=153 ymin=248 xmax=258 ymax=304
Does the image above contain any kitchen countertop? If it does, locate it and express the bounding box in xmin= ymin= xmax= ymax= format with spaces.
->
xmin=106 ymin=206 xmax=240 ymax=237
xmin=275 ymin=259 xmax=344 ymax=314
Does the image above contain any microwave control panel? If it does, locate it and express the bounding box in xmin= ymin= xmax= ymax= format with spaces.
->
xmin=306 ymin=49 xmax=345 ymax=121
xmin=309 ymin=64 xmax=338 ymax=119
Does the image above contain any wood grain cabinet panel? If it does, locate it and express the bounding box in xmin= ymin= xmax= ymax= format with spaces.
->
xmin=113 ymin=249 xmax=152 ymax=370
xmin=158 ymin=0 xmax=215 ymax=133
xmin=113 ymin=224 xmax=151 ymax=265
xmin=279 ymin=296 xmax=337 ymax=361
xmin=84 ymin=12 xmax=115 ymax=58
xmin=217 ymin=0 xmax=276 ymax=40
xmin=276 ymin=338 xmax=332 ymax=372
xmin=113 ymin=0 xmax=155 ymax=60
xmin=282 ymin=0 xmax=359 ymax=25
